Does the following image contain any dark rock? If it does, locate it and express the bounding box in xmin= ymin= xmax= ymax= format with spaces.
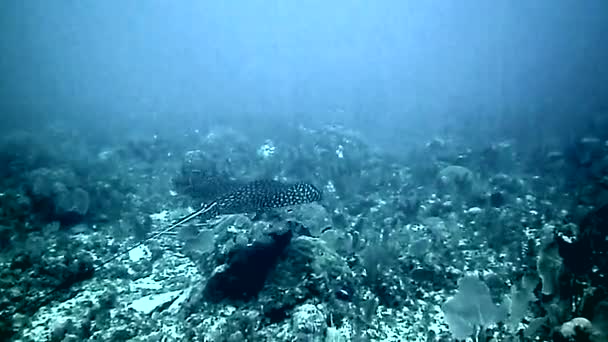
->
xmin=10 ymin=254 xmax=33 ymax=270
xmin=557 ymin=203 xmax=608 ymax=283
xmin=490 ymin=192 xmax=506 ymax=208
xmin=411 ymin=267 xmax=435 ymax=284
xmin=204 ymin=230 xmax=293 ymax=302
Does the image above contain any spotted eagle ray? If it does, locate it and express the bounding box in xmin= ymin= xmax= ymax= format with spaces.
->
xmin=95 ymin=180 xmax=322 ymax=270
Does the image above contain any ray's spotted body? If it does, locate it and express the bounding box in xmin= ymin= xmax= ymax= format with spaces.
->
xmin=211 ymin=180 xmax=323 ymax=216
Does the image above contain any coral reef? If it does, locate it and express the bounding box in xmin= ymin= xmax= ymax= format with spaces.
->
xmin=1 ymin=123 xmax=607 ymax=342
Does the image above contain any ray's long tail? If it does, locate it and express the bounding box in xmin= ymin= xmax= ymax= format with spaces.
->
xmin=94 ymin=202 xmax=217 ymax=272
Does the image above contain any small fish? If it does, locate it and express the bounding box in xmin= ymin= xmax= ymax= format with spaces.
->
xmin=95 ymin=180 xmax=322 ymax=270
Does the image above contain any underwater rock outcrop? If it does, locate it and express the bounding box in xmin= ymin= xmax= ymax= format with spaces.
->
xmin=557 ymin=203 xmax=608 ymax=281
xmin=203 ymin=229 xmax=294 ymax=302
